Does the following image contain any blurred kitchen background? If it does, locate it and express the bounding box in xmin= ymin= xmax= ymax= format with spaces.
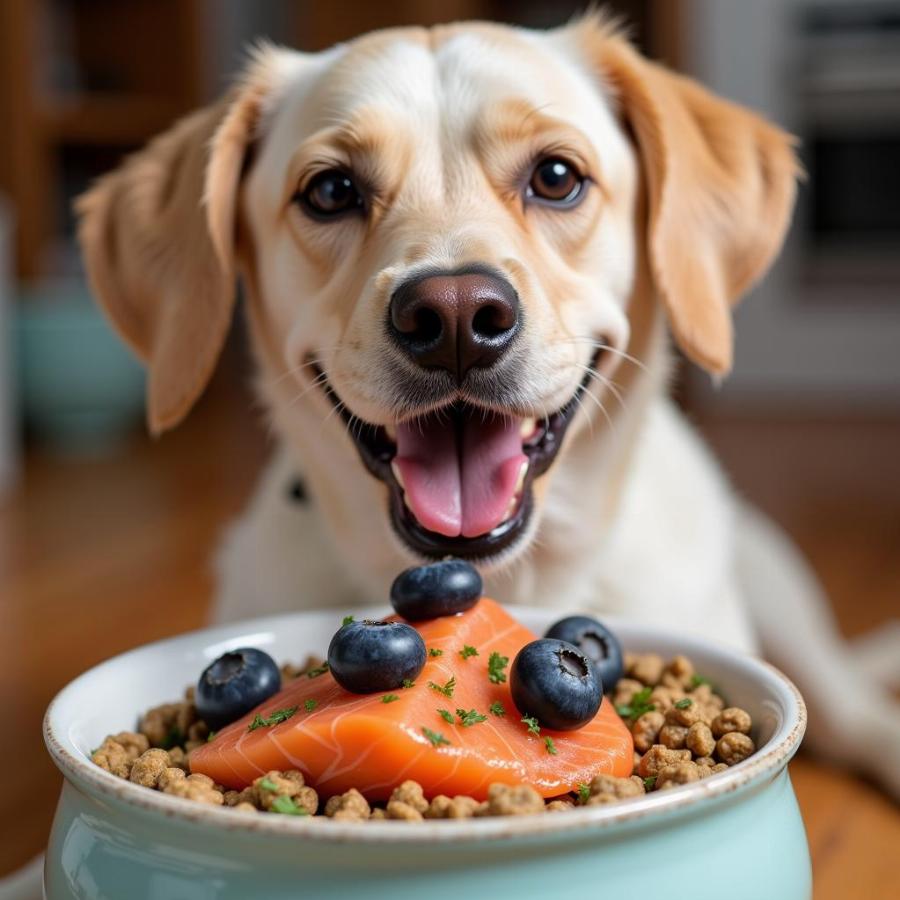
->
xmin=0 ymin=0 xmax=897 ymax=895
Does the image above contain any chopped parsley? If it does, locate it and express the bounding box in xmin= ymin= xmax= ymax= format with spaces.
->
xmin=422 ymin=726 xmax=451 ymax=747
xmin=487 ymin=651 xmax=509 ymax=684
xmin=674 ymin=698 xmax=693 ymax=709
xmin=459 ymin=645 xmax=479 ymax=660
xmin=521 ymin=714 xmax=541 ymax=736
xmin=438 ymin=708 xmax=455 ymax=724
xmin=428 ymin=648 xmax=444 ymax=657
xmin=615 ymin=686 xmax=655 ymax=722
xmin=689 ymin=674 xmax=712 ymax=689
xmin=381 ymin=694 xmax=400 ymax=704
xmin=206 ymin=731 xmax=216 ymax=743
xmin=270 ymin=795 xmax=308 ymax=816
xmin=428 ymin=675 xmax=456 ymax=697
xmin=247 ymin=706 xmax=298 ymax=732
xmin=544 ymin=736 xmax=558 ymax=755
xmin=489 ymin=701 xmax=506 ymax=717
xmin=576 ymin=783 xmax=591 ymax=804
xmin=306 ymin=662 xmax=330 ymax=679
xmin=456 ymin=708 xmax=487 ymax=727
xmin=161 ymin=725 xmax=184 ymax=750
xmin=643 ymin=776 xmax=657 ymax=791
xmin=304 ymin=698 xmax=318 ymax=713
xmin=259 ymin=778 xmax=279 ymax=792
xmin=341 ymin=615 xmax=354 ymax=627
xmin=402 ymin=678 xmax=416 ymax=689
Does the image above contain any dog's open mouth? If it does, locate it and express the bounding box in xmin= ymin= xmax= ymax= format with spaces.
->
xmin=314 ymin=353 xmax=601 ymax=561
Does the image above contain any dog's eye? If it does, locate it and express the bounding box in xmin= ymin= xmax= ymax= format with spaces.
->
xmin=297 ymin=170 xmax=364 ymax=219
xmin=527 ymin=158 xmax=585 ymax=205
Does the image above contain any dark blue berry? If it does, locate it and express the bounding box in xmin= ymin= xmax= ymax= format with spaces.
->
xmin=544 ymin=616 xmax=623 ymax=690
xmin=327 ymin=620 xmax=426 ymax=693
xmin=390 ymin=559 xmax=482 ymax=621
xmin=510 ymin=639 xmax=602 ymax=731
xmin=196 ymin=647 xmax=282 ymax=730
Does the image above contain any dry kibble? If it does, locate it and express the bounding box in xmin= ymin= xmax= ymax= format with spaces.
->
xmin=631 ymin=710 xmax=665 ymax=753
xmin=638 ymin=745 xmax=692 ymax=778
xmin=716 ymin=732 xmax=756 ymax=766
xmin=587 ymin=774 xmax=644 ymax=804
xmin=109 ymin=732 xmax=150 ymax=759
xmin=658 ymin=724 xmax=689 ymax=750
xmin=388 ymin=780 xmax=429 ymax=814
xmin=91 ymin=738 xmax=133 ymax=779
xmin=325 ymin=788 xmax=370 ymax=821
xmin=665 ymin=699 xmax=702 ymax=727
xmin=663 ymin=655 xmax=694 ymax=687
xmin=484 ymin=783 xmax=545 ymax=816
xmin=712 ymin=707 xmax=752 ymax=738
xmin=655 ymin=762 xmax=701 ymax=790
xmin=386 ymin=800 xmax=424 ymax=821
xmin=162 ymin=773 xmax=224 ymax=805
xmin=157 ymin=767 xmax=186 ymax=792
xmin=648 ymin=687 xmax=681 ymax=713
xmin=612 ymin=678 xmax=645 ymax=707
xmin=426 ymin=795 xmax=480 ymax=819
xmin=628 ymin=653 xmax=664 ymax=686
xmin=138 ymin=702 xmax=196 ymax=749
xmin=129 ymin=749 xmax=171 ymax=788
xmin=546 ymin=799 xmax=575 ymax=813
xmin=686 ymin=722 xmax=716 ymax=758
xmin=253 ymin=770 xmax=318 ymax=815
xmin=233 ymin=802 xmax=257 ymax=813
xmin=369 ymin=808 xmax=388 ymax=820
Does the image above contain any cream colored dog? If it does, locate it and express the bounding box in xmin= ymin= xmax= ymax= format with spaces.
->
xmin=75 ymin=16 xmax=900 ymax=799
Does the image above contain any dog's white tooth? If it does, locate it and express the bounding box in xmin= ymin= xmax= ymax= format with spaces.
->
xmin=514 ymin=459 xmax=528 ymax=495
xmin=391 ymin=460 xmax=405 ymax=490
xmin=503 ymin=496 xmax=518 ymax=521
xmin=520 ymin=417 xmax=537 ymax=438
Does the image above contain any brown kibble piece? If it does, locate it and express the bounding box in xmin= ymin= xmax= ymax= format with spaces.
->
xmin=426 ymin=795 xmax=480 ymax=819
xmin=686 ymin=722 xmax=716 ymax=758
xmin=484 ymin=783 xmax=545 ymax=816
xmin=546 ymin=799 xmax=574 ymax=813
xmin=325 ymin=788 xmax=370 ymax=821
xmin=91 ymin=738 xmax=133 ymax=779
xmin=638 ymin=745 xmax=692 ymax=778
xmin=162 ymin=773 xmax=224 ymax=804
xmin=628 ymin=653 xmax=664 ymax=686
xmin=386 ymin=800 xmax=424 ymax=821
xmin=712 ymin=707 xmax=752 ymax=738
xmin=658 ymin=724 xmax=689 ymax=750
xmin=663 ymin=655 xmax=694 ymax=687
xmin=139 ymin=702 xmax=196 ymax=748
xmin=253 ymin=770 xmax=318 ymax=815
xmin=716 ymin=732 xmax=755 ymax=766
xmin=665 ymin=699 xmax=702 ymax=727
xmin=388 ymin=780 xmax=429 ymax=814
xmin=631 ymin=710 xmax=665 ymax=753
xmin=612 ymin=678 xmax=644 ymax=707
xmin=655 ymin=762 xmax=701 ymax=790
xmin=587 ymin=774 xmax=644 ymax=804
xmin=129 ymin=749 xmax=171 ymax=788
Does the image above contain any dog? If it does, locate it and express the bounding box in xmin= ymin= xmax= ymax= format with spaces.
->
xmin=74 ymin=15 xmax=899 ymax=802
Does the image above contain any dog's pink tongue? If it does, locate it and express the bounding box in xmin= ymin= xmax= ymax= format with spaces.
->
xmin=394 ymin=415 xmax=526 ymax=538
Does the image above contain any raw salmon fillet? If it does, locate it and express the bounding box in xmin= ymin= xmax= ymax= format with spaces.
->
xmin=190 ymin=599 xmax=633 ymax=800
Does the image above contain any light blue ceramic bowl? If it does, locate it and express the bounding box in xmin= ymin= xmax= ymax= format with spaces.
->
xmin=43 ymin=608 xmax=810 ymax=900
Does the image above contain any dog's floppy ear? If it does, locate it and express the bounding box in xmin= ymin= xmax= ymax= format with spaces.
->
xmin=76 ymin=63 xmax=272 ymax=434
xmin=577 ymin=24 xmax=799 ymax=374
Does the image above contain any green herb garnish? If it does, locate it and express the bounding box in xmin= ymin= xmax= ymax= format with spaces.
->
xmin=489 ymin=701 xmax=506 ymax=717
xmin=247 ymin=706 xmax=299 ymax=732
xmin=615 ymin=686 xmax=655 ymax=722
xmin=259 ymin=778 xmax=279 ymax=792
xmin=428 ymin=675 xmax=456 ymax=698
xmin=304 ymin=698 xmax=318 ymax=713
xmin=487 ymin=651 xmax=509 ymax=684
xmin=459 ymin=645 xmax=479 ymax=660
xmin=428 ymin=648 xmax=444 ymax=657
xmin=456 ymin=708 xmax=487 ymax=727
xmin=422 ymin=727 xmax=451 ymax=747
xmin=521 ymin=714 xmax=541 ymax=736
xmin=402 ymin=678 xmax=416 ymax=689
xmin=161 ymin=725 xmax=184 ymax=750
xmin=306 ymin=662 xmax=330 ymax=679
xmin=437 ymin=708 xmax=455 ymax=724
xmin=643 ymin=776 xmax=657 ymax=790
xmin=270 ymin=795 xmax=308 ymax=816
xmin=689 ymin=674 xmax=711 ymax=688
xmin=576 ymin=783 xmax=591 ymax=804
xmin=341 ymin=615 xmax=354 ymax=627
xmin=544 ymin=736 xmax=558 ymax=755
xmin=674 ymin=698 xmax=693 ymax=709
xmin=382 ymin=694 xmax=400 ymax=704
xmin=206 ymin=731 xmax=216 ymax=743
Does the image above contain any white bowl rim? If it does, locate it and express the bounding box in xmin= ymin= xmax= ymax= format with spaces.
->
xmin=44 ymin=610 xmax=807 ymax=844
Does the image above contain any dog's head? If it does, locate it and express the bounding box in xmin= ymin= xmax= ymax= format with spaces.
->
xmin=78 ymin=16 xmax=797 ymax=569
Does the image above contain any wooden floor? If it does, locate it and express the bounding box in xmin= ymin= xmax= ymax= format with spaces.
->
xmin=2 ymin=369 xmax=898 ymax=897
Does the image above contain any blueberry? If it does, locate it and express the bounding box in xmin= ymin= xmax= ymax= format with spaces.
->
xmin=327 ymin=620 xmax=426 ymax=694
xmin=196 ymin=647 xmax=282 ymax=730
xmin=390 ymin=559 xmax=482 ymax=621
xmin=544 ymin=615 xmax=624 ymax=690
xmin=510 ymin=639 xmax=603 ymax=731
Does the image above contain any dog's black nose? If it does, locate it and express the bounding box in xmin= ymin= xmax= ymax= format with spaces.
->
xmin=389 ymin=267 xmax=520 ymax=380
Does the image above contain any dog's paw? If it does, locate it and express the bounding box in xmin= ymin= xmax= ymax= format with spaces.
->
xmin=848 ymin=620 xmax=900 ymax=690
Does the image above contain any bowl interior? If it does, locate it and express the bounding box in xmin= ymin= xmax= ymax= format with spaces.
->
xmin=46 ymin=606 xmax=805 ymax=838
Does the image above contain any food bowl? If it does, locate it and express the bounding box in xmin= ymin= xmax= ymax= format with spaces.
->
xmin=43 ymin=608 xmax=810 ymax=900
